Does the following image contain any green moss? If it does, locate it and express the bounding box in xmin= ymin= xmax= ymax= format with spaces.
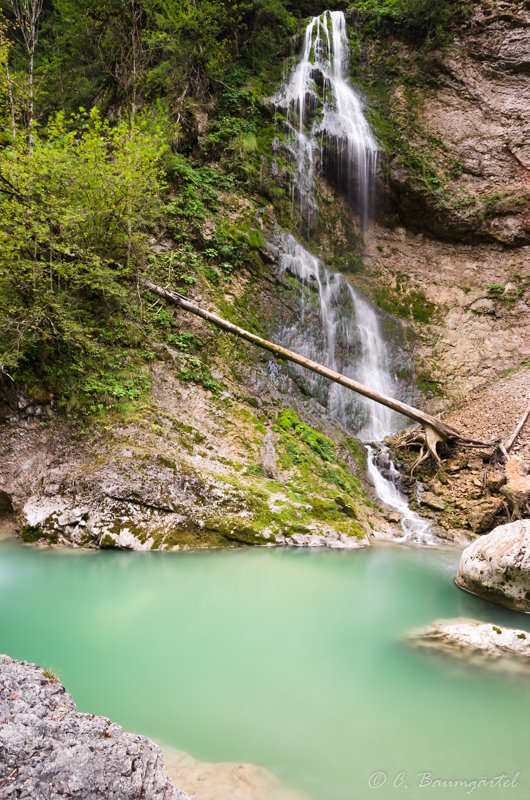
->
xmin=20 ymin=524 xmax=46 ymax=543
xmin=417 ymin=371 xmax=442 ymax=397
xmin=100 ymin=534 xmax=119 ymax=549
xmin=274 ymin=409 xmax=336 ymax=463
xmin=374 ymin=286 xmax=435 ymax=323
xmin=20 ymin=519 xmax=58 ymax=544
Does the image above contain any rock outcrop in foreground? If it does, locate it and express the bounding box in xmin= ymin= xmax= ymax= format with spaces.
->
xmin=0 ymin=654 xmax=190 ymax=800
xmin=456 ymin=519 xmax=530 ymax=611
xmin=405 ymin=618 xmax=530 ymax=673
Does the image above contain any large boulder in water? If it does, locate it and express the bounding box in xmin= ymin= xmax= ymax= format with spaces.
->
xmin=456 ymin=519 xmax=530 ymax=611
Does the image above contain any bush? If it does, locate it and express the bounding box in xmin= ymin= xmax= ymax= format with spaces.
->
xmin=0 ymin=110 xmax=167 ymax=405
xmin=354 ymin=0 xmax=468 ymax=46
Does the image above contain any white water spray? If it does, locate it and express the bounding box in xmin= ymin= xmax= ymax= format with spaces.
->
xmin=274 ymin=10 xmax=378 ymax=225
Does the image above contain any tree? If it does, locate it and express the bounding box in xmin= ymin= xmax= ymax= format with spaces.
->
xmin=0 ymin=16 xmax=16 ymax=137
xmin=0 ymin=110 xmax=167 ymax=391
xmin=3 ymin=0 xmax=43 ymax=140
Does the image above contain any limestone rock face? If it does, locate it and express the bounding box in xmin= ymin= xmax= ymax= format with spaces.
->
xmin=456 ymin=520 xmax=530 ymax=611
xmin=0 ymin=381 xmax=372 ymax=551
xmin=0 ymin=654 xmax=190 ymax=800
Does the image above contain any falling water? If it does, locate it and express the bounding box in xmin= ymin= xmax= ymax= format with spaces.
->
xmin=272 ymin=12 xmax=434 ymax=543
xmin=278 ymin=234 xmax=398 ymax=439
xmin=274 ymin=10 xmax=378 ymax=226
xmin=277 ymin=237 xmax=434 ymax=545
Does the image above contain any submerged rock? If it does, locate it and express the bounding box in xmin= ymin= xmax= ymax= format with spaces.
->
xmin=456 ymin=519 xmax=530 ymax=611
xmin=162 ymin=744 xmax=310 ymax=800
xmin=405 ymin=618 xmax=530 ymax=673
xmin=0 ymin=654 xmax=191 ymax=800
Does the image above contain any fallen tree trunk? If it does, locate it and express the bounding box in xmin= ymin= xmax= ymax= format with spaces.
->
xmin=505 ymin=403 xmax=530 ymax=452
xmin=142 ymin=280 xmax=497 ymax=460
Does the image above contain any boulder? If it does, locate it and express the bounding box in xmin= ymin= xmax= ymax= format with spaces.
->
xmin=467 ymin=497 xmax=503 ymax=533
xmin=0 ymin=654 xmax=190 ymax=800
xmin=420 ymin=491 xmax=445 ymax=511
xmin=456 ymin=519 xmax=530 ymax=611
xmin=404 ymin=618 xmax=530 ymax=673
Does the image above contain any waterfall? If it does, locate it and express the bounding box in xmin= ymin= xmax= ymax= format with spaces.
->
xmin=279 ymin=234 xmax=399 ymax=439
xmin=274 ymin=10 xmax=378 ymax=226
xmin=277 ymin=236 xmax=435 ymax=545
xmin=272 ymin=11 xmax=434 ymax=544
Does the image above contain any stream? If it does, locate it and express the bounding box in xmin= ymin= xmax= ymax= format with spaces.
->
xmin=1 ymin=538 xmax=528 ymax=799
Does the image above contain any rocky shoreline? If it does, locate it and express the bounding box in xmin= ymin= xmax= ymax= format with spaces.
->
xmin=0 ymin=654 xmax=310 ymax=800
xmin=0 ymin=654 xmax=191 ymax=799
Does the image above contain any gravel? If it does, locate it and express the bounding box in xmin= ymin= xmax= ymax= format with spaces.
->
xmin=445 ymin=368 xmax=530 ymax=463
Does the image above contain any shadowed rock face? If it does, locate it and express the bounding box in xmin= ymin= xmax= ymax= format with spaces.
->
xmin=456 ymin=519 xmax=530 ymax=611
xmin=0 ymin=654 xmax=191 ymax=800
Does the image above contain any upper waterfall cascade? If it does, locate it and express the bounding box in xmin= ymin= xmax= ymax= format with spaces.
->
xmin=274 ymin=10 xmax=378 ymax=225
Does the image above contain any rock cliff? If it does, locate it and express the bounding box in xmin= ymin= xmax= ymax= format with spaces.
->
xmin=362 ymin=0 xmax=530 ymax=404
xmin=2 ymin=1 xmax=530 ymax=547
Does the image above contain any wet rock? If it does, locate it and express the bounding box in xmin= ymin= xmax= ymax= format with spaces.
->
xmin=0 ymin=654 xmax=190 ymax=800
xmin=387 ymin=511 xmax=401 ymax=523
xmin=468 ymin=497 xmax=503 ymax=533
xmin=328 ymin=532 xmax=369 ymax=550
xmin=404 ymin=618 xmax=530 ymax=673
xmin=456 ymin=519 xmax=530 ymax=611
xmin=420 ymin=491 xmax=446 ymax=511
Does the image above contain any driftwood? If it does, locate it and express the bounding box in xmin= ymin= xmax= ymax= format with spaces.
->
xmin=505 ymin=403 xmax=530 ymax=452
xmin=142 ymin=280 xmax=498 ymax=461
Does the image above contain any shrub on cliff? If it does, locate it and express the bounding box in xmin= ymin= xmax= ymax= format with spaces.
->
xmin=0 ymin=109 xmax=166 ymax=405
xmin=353 ymin=0 xmax=470 ymax=46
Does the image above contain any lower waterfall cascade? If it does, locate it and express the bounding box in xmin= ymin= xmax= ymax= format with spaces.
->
xmin=276 ymin=234 xmax=436 ymax=545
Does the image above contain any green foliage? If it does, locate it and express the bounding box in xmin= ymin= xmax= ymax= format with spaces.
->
xmin=0 ymin=110 xmax=166 ymax=407
xmin=353 ymin=0 xmax=469 ymax=47
xmin=42 ymin=666 xmax=60 ymax=682
xmin=31 ymin=0 xmax=298 ymax=121
xmin=487 ymin=284 xmax=505 ymax=297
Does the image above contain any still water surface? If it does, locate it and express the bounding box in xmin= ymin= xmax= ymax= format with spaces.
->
xmin=0 ymin=539 xmax=529 ymax=799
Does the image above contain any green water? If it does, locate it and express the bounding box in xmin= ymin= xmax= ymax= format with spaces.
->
xmin=1 ymin=539 xmax=529 ymax=800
